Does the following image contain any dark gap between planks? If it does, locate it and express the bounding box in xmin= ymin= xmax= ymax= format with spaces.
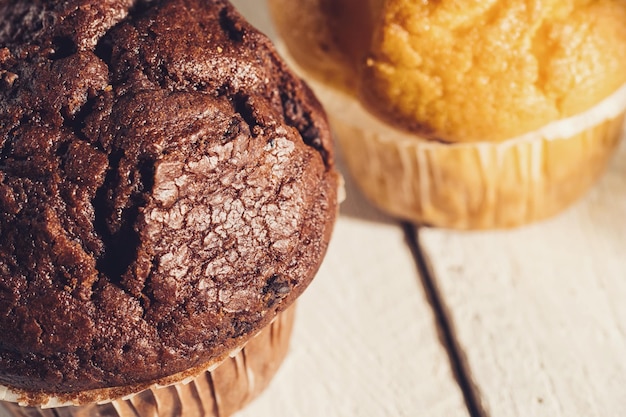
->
xmin=402 ymin=222 xmax=489 ymax=417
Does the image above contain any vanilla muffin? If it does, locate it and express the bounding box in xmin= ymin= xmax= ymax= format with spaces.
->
xmin=0 ymin=0 xmax=338 ymax=415
xmin=269 ymin=0 xmax=626 ymax=228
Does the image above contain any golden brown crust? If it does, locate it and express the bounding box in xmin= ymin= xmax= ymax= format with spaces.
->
xmin=363 ymin=0 xmax=626 ymax=142
xmin=271 ymin=0 xmax=626 ymax=143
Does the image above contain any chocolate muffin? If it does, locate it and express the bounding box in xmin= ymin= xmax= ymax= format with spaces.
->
xmin=0 ymin=0 xmax=338 ymax=412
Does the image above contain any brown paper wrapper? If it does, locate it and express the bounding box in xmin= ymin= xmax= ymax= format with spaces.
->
xmin=0 ymin=306 xmax=295 ymax=417
xmin=332 ymin=109 xmax=625 ymax=229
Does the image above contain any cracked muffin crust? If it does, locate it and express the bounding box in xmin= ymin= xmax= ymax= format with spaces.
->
xmin=0 ymin=0 xmax=338 ymax=403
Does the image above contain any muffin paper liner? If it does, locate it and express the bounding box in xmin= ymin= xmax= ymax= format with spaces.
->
xmin=332 ymin=106 xmax=625 ymax=229
xmin=0 ymin=306 xmax=295 ymax=417
xmin=280 ymin=43 xmax=626 ymax=228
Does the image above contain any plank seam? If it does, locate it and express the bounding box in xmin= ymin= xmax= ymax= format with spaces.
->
xmin=402 ymin=223 xmax=489 ymax=417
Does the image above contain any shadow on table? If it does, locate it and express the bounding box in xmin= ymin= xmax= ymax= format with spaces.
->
xmin=334 ymin=147 xmax=397 ymax=226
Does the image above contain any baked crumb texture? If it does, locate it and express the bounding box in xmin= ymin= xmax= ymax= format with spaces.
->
xmin=0 ymin=0 xmax=337 ymax=403
xmin=270 ymin=0 xmax=626 ymax=142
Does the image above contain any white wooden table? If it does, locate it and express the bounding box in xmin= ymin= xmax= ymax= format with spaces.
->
xmin=232 ymin=2 xmax=626 ymax=416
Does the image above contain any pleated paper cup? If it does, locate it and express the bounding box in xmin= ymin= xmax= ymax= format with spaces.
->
xmin=297 ymin=59 xmax=626 ymax=229
xmin=0 ymin=306 xmax=295 ymax=417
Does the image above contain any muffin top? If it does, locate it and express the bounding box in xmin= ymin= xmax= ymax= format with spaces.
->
xmin=0 ymin=0 xmax=337 ymax=404
xmin=271 ymin=0 xmax=626 ymax=142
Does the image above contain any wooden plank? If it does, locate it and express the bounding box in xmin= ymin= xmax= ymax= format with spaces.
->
xmin=419 ymin=128 xmax=626 ymax=417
